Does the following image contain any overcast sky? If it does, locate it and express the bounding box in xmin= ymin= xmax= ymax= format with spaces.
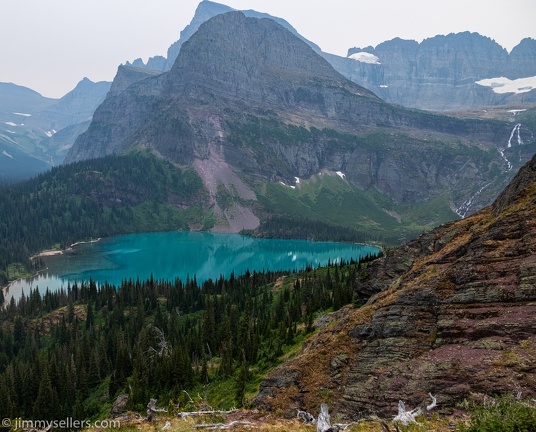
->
xmin=1 ymin=0 xmax=535 ymax=98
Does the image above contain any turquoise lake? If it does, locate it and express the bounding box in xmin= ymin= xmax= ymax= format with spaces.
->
xmin=4 ymin=231 xmax=379 ymax=303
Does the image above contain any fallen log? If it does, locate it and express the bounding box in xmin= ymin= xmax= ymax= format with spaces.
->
xmin=179 ymin=408 xmax=238 ymax=420
xmin=193 ymin=420 xmax=254 ymax=430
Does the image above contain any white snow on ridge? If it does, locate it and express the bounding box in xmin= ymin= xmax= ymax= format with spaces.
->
xmin=294 ymin=177 xmax=300 ymax=184
xmin=349 ymin=52 xmax=381 ymax=64
xmin=475 ymin=76 xmax=536 ymax=94
xmin=2 ymin=150 xmax=13 ymax=159
xmin=45 ymin=129 xmax=57 ymax=138
xmin=336 ymin=171 xmax=346 ymax=180
xmin=13 ymin=112 xmax=32 ymax=117
xmin=509 ymin=109 xmax=527 ymax=115
xmin=6 ymin=130 xmax=16 ymax=134
xmin=5 ymin=122 xmax=17 ymax=127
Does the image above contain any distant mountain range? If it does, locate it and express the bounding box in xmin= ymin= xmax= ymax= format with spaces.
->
xmin=3 ymin=0 xmax=536 ymax=184
xmin=64 ymin=10 xmax=536 ymax=242
xmin=0 ymin=79 xmax=110 ymax=182
xmin=344 ymin=33 xmax=536 ymax=110
xmin=129 ymin=1 xmax=536 ymax=111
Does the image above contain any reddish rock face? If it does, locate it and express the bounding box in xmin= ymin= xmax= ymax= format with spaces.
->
xmin=254 ymin=155 xmax=536 ymax=418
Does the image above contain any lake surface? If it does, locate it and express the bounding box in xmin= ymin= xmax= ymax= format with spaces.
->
xmin=4 ymin=231 xmax=379 ymax=303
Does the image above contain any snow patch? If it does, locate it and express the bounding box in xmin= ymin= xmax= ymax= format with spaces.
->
xmin=13 ymin=112 xmax=32 ymax=117
xmin=279 ymin=181 xmax=296 ymax=189
xmin=6 ymin=130 xmax=16 ymax=134
xmin=336 ymin=171 xmax=346 ymax=179
xmin=45 ymin=129 xmax=57 ymax=138
xmin=379 ymin=84 xmax=388 ymax=88
xmin=2 ymin=150 xmax=13 ymax=159
xmin=508 ymin=109 xmax=527 ymax=115
xmin=349 ymin=52 xmax=381 ymax=64
xmin=5 ymin=122 xmax=17 ymax=127
xmin=475 ymin=76 xmax=536 ymax=94
xmin=294 ymin=177 xmax=300 ymax=184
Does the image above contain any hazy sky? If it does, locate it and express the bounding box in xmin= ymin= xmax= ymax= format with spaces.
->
xmin=1 ymin=0 xmax=535 ymax=98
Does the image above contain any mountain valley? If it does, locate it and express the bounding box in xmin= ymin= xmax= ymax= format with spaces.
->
xmin=1 ymin=2 xmax=536 ymax=430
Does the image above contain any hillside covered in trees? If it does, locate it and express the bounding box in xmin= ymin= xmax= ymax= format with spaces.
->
xmin=0 ymin=256 xmax=377 ymax=421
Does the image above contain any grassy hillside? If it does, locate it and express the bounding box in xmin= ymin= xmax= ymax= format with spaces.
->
xmin=253 ymin=171 xmax=459 ymax=245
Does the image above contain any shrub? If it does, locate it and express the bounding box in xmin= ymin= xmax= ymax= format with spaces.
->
xmin=459 ymin=395 xmax=536 ymax=432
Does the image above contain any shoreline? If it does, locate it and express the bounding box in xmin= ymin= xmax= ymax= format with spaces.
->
xmin=30 ymin=237 xmax=102 ymax=261
xmin=2 ymin=237 xmax=102 ymax=306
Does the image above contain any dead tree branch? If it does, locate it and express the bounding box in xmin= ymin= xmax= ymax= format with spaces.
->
xmin=393 ymin=393 xmax=437 ymax=426
xmin=147 ymin=398 xmax=167 ymax=422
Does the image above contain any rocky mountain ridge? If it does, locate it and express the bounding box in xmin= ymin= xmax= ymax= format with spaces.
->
xmin=130 ymin=1 xmax=536 ymax=111
xmin=66 ymin=11 xmax=535 ymax=237
xmin=0 ymin=78 xmax=111 ymax=181
xmin=254 ymin=151 xmax=536 ymax=418
xmin=346 ymin=33 xmax=536 ymax=110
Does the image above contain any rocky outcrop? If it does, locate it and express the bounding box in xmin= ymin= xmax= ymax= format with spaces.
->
xmin=254 ymin=154 xmax=536 ymax=417
xmin=108 ymin=65 xmax=162 ymax=96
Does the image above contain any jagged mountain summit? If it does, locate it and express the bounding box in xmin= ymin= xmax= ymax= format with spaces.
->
xmin=129 ymin=1 xmax=536 ymax=111
xmin=65 ymin=11 xmax=535 ymax=240
xmin=254 ymin=151 xmax=536 ymax=417
xmin=127 ymin=0 xmax=320 ymax=72
xmin=345 ymin=33 xmax=536 ymax=110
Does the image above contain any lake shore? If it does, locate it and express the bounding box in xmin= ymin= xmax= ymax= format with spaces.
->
xmin=1 ymin=238 xmax=102 ymax=306
xmin=30 ymin=238 xmax=102 ymax=260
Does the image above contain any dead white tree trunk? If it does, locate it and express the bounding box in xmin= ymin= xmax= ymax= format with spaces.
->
xmin=147 ymin=398 xmax=167 ymax=422
xmin=393 ymin=393 xmax=437 ymax=426
xmin=297 ymin=409 xmax=315 ymax=423
xmin=179 ymin=408 xmax=238 ymax=420
xmin=317 ymin=403 xmax=331 ymax=432
xmin=147 ymin=326 xmax=171 ymax=359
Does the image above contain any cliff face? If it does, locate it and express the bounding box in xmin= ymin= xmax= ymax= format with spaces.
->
xmin=131 ymin=2 xmax=536 ymax=112
xmin=347 ymin=33 xmax=536 ymax=110
xmin=254 ymin=154 xmax=536 ymax=417
xmin=65 ymin=12 xmax=535 ymax=231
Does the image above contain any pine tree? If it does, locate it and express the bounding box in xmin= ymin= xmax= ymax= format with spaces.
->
xmin=234 ymin=360 xmax=249 ymax=407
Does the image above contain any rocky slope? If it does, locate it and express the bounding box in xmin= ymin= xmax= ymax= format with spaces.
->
xmin=65 ymin=11 xmax=535 ymax=236
xmin=254 ymin=153 xmax=536 ymax=418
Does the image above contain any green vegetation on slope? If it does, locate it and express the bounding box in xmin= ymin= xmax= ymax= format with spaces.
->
xmin=253 ymin=172 xmax=459 ymax=245
xmin=0 ymin=255 xmax=377 ymax=421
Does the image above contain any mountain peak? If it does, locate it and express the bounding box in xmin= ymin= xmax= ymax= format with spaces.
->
xmin=168 ymin=11 xmax=365 ymax=105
